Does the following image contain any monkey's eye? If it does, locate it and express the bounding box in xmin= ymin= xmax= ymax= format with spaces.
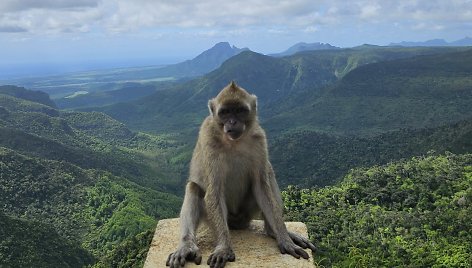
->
xmin=235 ymin=107 xmax=248 ymax=114
xmin=218 ymin=109 xmax=229 ymax=116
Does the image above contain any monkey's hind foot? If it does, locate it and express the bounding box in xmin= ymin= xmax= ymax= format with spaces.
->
xmin=278 ymin=239 xmax=310 ymax=260
xmin=207 ymin=247 xmax=235 ymax=268
xmin=288 ymin=231 xmax=317 ymax=252
xmin=166 ymin=243 xmax=202 ymax=268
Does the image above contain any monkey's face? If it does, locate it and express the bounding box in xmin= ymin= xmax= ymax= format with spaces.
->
xmin=217 ymin=104 xmax=249 ymax=140
xmin=208 ymin=82 xmax=257 ymax=141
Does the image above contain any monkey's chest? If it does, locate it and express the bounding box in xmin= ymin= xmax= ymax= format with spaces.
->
xmin=222 ymin=156 xmax=254 ymax=212
xmin=217 ymin=143 xmax=263 ymax=213
xmin=224 ymin=178 xmax=251 ymax=214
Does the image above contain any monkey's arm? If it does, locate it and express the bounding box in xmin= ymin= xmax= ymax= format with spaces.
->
xmin=253 ymin=166 xmax=310 ymax=259
xmin=204 ymin=176 xmax=236 ymax=268
xmin=166 ymin=182 xmax=203 ymax=267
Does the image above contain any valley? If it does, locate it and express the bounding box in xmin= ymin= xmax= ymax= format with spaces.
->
xmin=1 ymin=43 xmax=471 ymax=267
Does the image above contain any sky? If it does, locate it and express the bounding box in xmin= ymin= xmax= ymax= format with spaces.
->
xmin=1 ymin=0 xmax=471 ymax=78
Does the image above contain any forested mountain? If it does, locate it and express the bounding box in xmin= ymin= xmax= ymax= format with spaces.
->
xmin=2 ymin=44 xmax=472 ymax=267
xmin=85 ymin=46 xmax=472 ymax=189
xmin=152 ymin=42 xmax=249 ymax=78
xmin=92 ymin=46 xmax=466 ymax=133
xmin=55 ymin=82 xmax=175 ymax=109
xmin=270 ymin=118 xmax=472 ymax=187
xmin=0 ymin=85 xmax=56 ymax=108
xmin=283 ymin=152 xmax=472 ymax=267
xmin=269 ymin=42 xmax=339 ymax=57
xmin=0 ymin=88 xmax=182 ymax=266
xmin=1 ymin=211 xmax=93 ymax=267
xmin=390 ymin=36 xmax=472 ymax=47
xmin=263 ymin=48 xmax=472 ymax=135
xmin=0 ymin=147 xmax=180 ymax=267
xmin=4 ymin=42 xmax=247 ymax=111
xmin=0 ymin=88 xmax=188 ymax=192
xmin=68 ymin=42 xmax=248 ymax=83
xmin=54 ymin=40 xmax=247 ymax=109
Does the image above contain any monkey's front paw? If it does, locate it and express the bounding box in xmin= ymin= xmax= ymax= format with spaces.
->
xmin=278 ymin=240 xmax=310 ymax=260
xmin=207 ymin=247 xmax=235 ymax=268
xmin=166 ymin=244 xmax=202 ymax=268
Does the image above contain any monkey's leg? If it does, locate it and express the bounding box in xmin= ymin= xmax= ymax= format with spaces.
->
xmin=262 ymin=178 xmax=316 ymax=254
xmin=254 ymin=167 xmax=310 ymax=259
xmin=204 ymin=185 xmax=235 ymax=268
xmin=166 ymin=182 xmax=203 ymax=268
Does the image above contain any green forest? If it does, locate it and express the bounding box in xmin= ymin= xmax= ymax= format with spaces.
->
xmin=1 ymin=46 xmax=472 ymax=267
xmin=283 ymin=153 xmax=472 ymax=267
xmin=0 ymin=86 xmax=183 ymax=266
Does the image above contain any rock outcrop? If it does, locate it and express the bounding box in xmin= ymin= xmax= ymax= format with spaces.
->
xmin=144 ymin=218 xmax=314 ymax=267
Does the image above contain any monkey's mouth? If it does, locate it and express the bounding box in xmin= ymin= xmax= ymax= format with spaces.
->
xmin=224 ymin=124 xmax=244 ymax=140
xmin=225 ymin=130 xmax=242 ymax=140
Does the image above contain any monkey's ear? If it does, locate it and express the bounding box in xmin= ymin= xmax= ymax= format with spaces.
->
xmin=208 ymin=99 xmax=215 ymax=116
xmin=230 ymin=80 xmax=237 ymax=88
xmin=251 ymin=95 xmax=257 ymax=112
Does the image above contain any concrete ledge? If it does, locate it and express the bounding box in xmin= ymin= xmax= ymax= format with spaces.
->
xmin=144 ymin=218 xmax=314 ymax=268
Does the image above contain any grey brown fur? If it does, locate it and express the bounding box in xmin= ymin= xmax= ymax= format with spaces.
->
xmin=166 ymin=82 xmax=316 ymax=268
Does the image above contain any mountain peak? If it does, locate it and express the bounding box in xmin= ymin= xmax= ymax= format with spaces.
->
xmin=451 ymin=36 xmax=472 ymax=46
xmin=190 ymin=42 xmax=249 ymax=67
xmin=0 ymin=85 xmax=56 ymax=108
xmin=389 ymin=37 xmax=472 ymax=47
xmin=150 ymin=42 xmax=250 ymax=78
xmin=199 ymin=42 xmax=249 ymax=57
xmin=212 ymin=41 xmax=231 ymax=48
xmin=270 ymin=42 xmax=339 ymax=57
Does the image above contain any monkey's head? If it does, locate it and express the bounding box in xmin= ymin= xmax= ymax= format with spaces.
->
xmin=208 ymin=81 xmax=257 ymax=141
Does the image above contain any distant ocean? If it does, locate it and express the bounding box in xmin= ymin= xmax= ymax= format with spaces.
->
xmin=0 ymin=56 xmax=185 ymax=80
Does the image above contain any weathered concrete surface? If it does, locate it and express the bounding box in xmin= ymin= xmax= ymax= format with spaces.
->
xmin=144 ymin=218 xmax=314 ymax=268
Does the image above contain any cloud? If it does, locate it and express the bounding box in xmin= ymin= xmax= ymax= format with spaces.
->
xmin=359 ymin=3 xmax=381 ymax=19
xmin=412 ymin=22 xmax=446 ymax=31
xmin=0 ymin=25 xmax=27 ymax=33
xmin=0 ymin=0 xmax=99 ymax=12
xmin=102 ymin=0 xmax=324 ymax=32
xmin=0 ymin=0 xmax=329 ymax=34
xmin=303 ymin=26 xmax=318 ymax=33
xmin=0 ymin=0 xmax=470 ymax=36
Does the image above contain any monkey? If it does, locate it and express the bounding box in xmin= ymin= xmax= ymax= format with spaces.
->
xmin=166 ymin=81 xmax=316 ymax=268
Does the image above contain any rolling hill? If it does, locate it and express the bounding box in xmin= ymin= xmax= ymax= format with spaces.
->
xmin=390 ymin=36 xmax=472 ymax=47
xmin=269 ymin=42 xmax=339 ymax=57
xmin=283 ymin=152 xmax=472 ymax=267
xmin=5 ymin=42 xmax=248 ymax=103
xmin=55 ymin=81 xmax=176 ymax=109
xmin=0 ymin=86 xmax=183 ymax=266
xmin=0 ymin=85 xmax=56 ymax=108
xmin=0 ymin=147 xmax=180 ymax=267
xmin=85 ymin=46 xmax=472 ymax=189
xmin=270 ymin=118 xmax=472 ymax=187
xmin=91 ymin=46 xmax=466 ymax=134
xmin=2 ymin=43 xmax=472 ymax=267
xmin=0 ymin=211 xmax=94 ymax=267
xmin=151 ymin=41 xmax=249 ymax=78
xmin=0 ymin=87 xmax=187 ymax=192
xmin=264 ymin=48 xmax=472 ymax=135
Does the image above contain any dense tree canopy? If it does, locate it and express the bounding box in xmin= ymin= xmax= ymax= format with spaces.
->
xmin=283 ymin=153 xmax=472 ymax=267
